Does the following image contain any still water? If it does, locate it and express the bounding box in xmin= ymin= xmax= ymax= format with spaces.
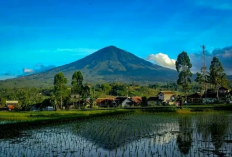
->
xmin=0 ymin=112 xmax=232 ymax=157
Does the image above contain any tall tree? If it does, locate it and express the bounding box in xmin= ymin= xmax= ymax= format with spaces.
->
xmin=81 ymin=85 xmax=90 ymax=107
xmin=71 ymin=71 xmax=83 ymax=108
xmin=195 ymin=67 xmax=211 ymax=91
xmin=53 ymin=72 xmax=68 ymax=110
xmin=176 ymin=51 xmax=192 ymax=100
xmin=209 ymin=57 xmax=227 ymax=100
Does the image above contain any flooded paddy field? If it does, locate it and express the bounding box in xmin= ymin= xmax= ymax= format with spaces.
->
xmin=0 ymin=112 xmax=232 ymax=157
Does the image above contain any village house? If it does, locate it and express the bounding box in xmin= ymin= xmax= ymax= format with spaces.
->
xmin=218 ymin=87 xmax=230 ymax=94
xmin=202 ymin=94 xmax=217 ymax=104
xmin=31 ymin=103 xmax=54 ymax=111
xmin=202 ymin=91 xmax=217 ymax=104
xmin=146 ymin=96 xmax=161 ymax=106
xmin=6 ymin=101 xmax=18 ymax=111
xmin=158 ymin=91 xmax=175 ymax=103
xmin=31 ymin=99 xmax=54 ymax=111
xmin=71 ymin=94 xmax=80 ymax=99
xmin=230 ymin=91 xmax=232 ymax=103
xmin=96 ymin=98 xmax=116 ymax=107
xmin=75 ymin=100 xmax=91 ymax=108
xmin=115 ymin=96 xmax=135 ymax=107
xmin=187 ymin=92 xmax=202 ymax=104
xmin=131 ymin=97 xmax=142 ymax=106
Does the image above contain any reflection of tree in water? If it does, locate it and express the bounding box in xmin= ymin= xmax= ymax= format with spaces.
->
xmin=196 ymin=114 xmax=229 ymax=152
xmin=176 ymin=116 xmax=192 ymax=155
xmin=0 ymin=125 xmax=24 ymax=139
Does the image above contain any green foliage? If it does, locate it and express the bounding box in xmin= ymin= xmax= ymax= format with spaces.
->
xmin=71 ymin=71 xmax=83 ymax=95
xmin=101 ymin=83 xmax=112 ymax=94
xmin=81 ymin=85 xmax=90 ymax=99
xmin=0 ymin=88 xmax=49 ymax=110
xmin=195 ymin=67 xmax=211 ymax=91
xmin=209 ymin=57 xmax=228 ymax=99
xmin=176 ymin=51 xmax=192 ymax=100
xmin=141 ymin=96 xmax=147 ymax=106
xmin=229 ymin=80 xmax=232 ymax=89
xmin=53 ymin=72 xmax=68 ymax=109
xmin=0 ymin=98 xmax=6 ymax=107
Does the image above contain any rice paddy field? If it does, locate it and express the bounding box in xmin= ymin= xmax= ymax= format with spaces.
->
xmin=0 ymin=111 xmax=232 ymax=157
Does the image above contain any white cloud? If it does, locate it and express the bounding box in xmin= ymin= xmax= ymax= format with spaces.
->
xmin=147 ymin=53 xmax=176 ymax=70
xmin=23 ymin=68 xmax=34 ymax=73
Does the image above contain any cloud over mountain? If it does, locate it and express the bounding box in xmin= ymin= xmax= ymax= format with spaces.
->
xmin=23 ymin=64 xmax=56 ymax=74
xmin=147 ymin=53 xmax=176 ymax=70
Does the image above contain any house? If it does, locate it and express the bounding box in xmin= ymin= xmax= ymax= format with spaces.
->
xmin=31 ymin=103 xmax=54 ymax=111
xmin=99 ymin=99 xmax=117 ymax=107
xmin=71 ymin=94 xmax=80 ymax=99
xmin=187 ymin=93 xmax=202 ymax=104
xmin=115 ymin=96 xmax=135 ymax=107
xmin=230 ymin=91 xmax=232 ymax=103
xmin=219 ymin=87 xmax=230 ymax=94
xmin=96 ymin=98 xmax=116 ymax=107
xmin=202 ymin=92 xmax=217 ymax=104
xmin=31 ymin=99 xmax=54 ymax=111
xmin=146 ymin=96 xmax=162 ymax=106
xmin=131 ymin=97 xmax=142 ymax=106
xmin=75 ymin=100 xmax=91 ymax=108
xmin=158 ymin=91 xmax=175 ymax=102
xmin=6 ymin=101 xmax=18 ymax=110
xmin=31 ymin=103 xmax=42 ymax=111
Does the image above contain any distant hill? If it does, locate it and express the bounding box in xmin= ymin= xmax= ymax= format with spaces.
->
xmin=0 ymin=46 xmax=178 ymax=88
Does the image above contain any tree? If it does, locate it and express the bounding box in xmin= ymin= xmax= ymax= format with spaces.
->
xmin=195 ymin=67 xmax=211 ymax=91
xmin=176 ymin=51 xmax=192 ymax=101
xmin=53 ymin=72 xmax=68 ymax=110
xmin=81 ymin=85 xmax=90 ymax=107
xmin=101 ymin=83 xmax=112 ymax=94
xmin=141 ymin=96 xmax=147 ymax=106
xmin=229 ymin=80 xmax=232 ymax=89
xmin=0 ymin=98 xmax=6 ymax=107
xmin=71 ymin=71 xmax=83 ymax=108
xmin=209 ymin=57 xmax=227 ymax=100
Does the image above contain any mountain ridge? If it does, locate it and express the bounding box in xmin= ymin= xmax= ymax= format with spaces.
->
xmin=0 ymin=46 xmax=178 ymax=88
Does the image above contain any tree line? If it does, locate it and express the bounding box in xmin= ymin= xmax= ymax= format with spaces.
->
xmin=0 ymin=75 xmax=179 ymax=110
xmin=176 ymin=51 xmax=228 ymax=100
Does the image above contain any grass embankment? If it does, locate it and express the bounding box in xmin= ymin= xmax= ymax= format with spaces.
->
xmin=1 ymin=104 xmax=232 ymax=125
xmin=0 ymin=109 xmax=131 ymax=125
xmin=130 ymin=104 xmax=232 ymax=113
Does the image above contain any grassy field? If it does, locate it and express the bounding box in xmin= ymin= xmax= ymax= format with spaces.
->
xmin=0 ymin=104 xmax=232 ymax=125
xmin=0 ymin=109 xmax=131 ymax=124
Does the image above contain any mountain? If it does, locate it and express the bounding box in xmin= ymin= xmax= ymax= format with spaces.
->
xmin=0 ymin=46 xmax=178 ymax=88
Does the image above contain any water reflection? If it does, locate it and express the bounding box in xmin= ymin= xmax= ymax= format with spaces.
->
xmin=196 ymin=114 xmax=230 ymax=156
xmin=0 ymin=113 xmax=232 ymax=157
xmin=0 ymin=125 xmax=24 ymax=139
xmin=176 ymin=116 xmax=193 ymax=155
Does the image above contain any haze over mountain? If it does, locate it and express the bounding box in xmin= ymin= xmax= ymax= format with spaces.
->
xmin=0 ymin=46 xmax=178 ymax=88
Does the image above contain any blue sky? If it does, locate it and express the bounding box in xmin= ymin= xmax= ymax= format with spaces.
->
xmin=0 ymin=0 xmax=232 ymax=79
